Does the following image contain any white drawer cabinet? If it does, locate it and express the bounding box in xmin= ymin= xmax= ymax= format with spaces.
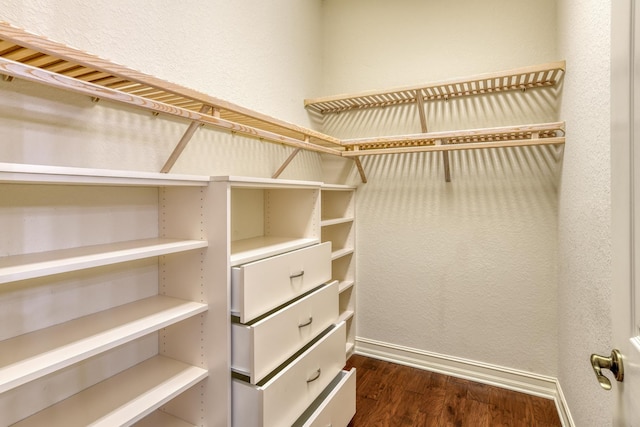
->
xmin=231 ymin=242 xmax=332 ymax=323
xmin=232 ymin=280 xmax=339 ymax=383
xmin=213 ymin=177 xmax=355 ymax=427
xmin=232 ymin=322 xmax=347 ymax=427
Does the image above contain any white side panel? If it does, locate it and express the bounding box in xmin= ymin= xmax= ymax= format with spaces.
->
xmin=292 ymin=369 xmax=357 ymax=427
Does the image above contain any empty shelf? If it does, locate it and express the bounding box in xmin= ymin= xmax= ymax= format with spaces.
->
xmin=321 ymin=217 xmax=355 ymax=227
xmin=331 ymin=248 xmax=354 ymax=261
xmin=0 ymin=238 xmax=208 ymax=284
xmin=341 ymin=122 xmax=565 ymax=156
xmin=134 ymin=411 xmax=197 ymax=427
xmin=0 ymin=162 xmax=210 ymax=187
xmin=13 ymin=355 xmax=208 ymax=427
xmin=0 ymin=295 xmax=207 ymax=393
xmin=305 ymin=61 xmax=565 ymax=114
xmin=230 ymin=236 xmax=319 ymax=266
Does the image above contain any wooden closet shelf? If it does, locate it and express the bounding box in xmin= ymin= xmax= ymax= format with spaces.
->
xmin=305 ymin=61 xmax=565 ymax=114
xmin=0 ymin=21 xmax=342 ymax=157
xmin=341 ymin=122 xmax=565 ymax=156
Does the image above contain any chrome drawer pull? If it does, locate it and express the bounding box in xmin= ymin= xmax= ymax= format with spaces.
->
xmin=290 ymin=270 xmax=305 ymax=279
xmin=298 ymin=317 xmax=313 ymax=328
xmin=306 ymin=368 xmax=321 ymax=383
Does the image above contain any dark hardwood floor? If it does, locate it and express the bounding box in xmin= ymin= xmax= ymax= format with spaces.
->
xmin=345 ymin=354 xmax=561 ymax=427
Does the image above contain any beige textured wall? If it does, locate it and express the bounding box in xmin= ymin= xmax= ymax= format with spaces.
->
xmin=0 ymin=0 xmax=324 ymax=179
xmin=557 ymin=0 xmax=613 ymax=425
xmin=320 ymin=0 xmax=562 ymax=376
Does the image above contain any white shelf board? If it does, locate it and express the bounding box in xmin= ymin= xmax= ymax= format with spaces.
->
xmin=338 ymin=280 xmax=355 ymax=293
xmin=331 ymin=248 xmax=354 ymax=261
xmin=212 ymin=175 xmax=322 ymax=189
xmin=13 ymin=355 xmax=208 ymax=427
xmin=134 ymin=411 xmax=196 ymax=427
xmin=0 ymin=162 xmax=209 ymax=187
xmin=230 ymin=236 xmax=319 ymax=266
xmin=321 ymin=183 xmax=357 ymax=190
xmin=321 ymin=217 xmax=355 ymax=227
xmin=0 ymin=238 xmax=208 ymax=284
xmin=338 ymin=310 xmax=355 ymax=323
xmin=0 ymin=295 xmax=207 ymax=393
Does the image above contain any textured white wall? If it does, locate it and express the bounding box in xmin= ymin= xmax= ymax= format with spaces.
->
xmin=557 ymin=0 xmax=613 ymax=426
xmin=321 ymin=0 xmax=561 ymax=376
xmin=0 ymin=0 xmax=324 ymax=179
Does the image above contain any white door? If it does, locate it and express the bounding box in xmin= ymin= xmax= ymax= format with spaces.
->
xmin=611 ymin=0 xmax=640 ymax=424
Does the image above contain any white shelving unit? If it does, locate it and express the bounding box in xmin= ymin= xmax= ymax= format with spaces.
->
xmin=0 ymin=163 xmax=228 ymax=427
xmin=214 ymin=176 xmax=355 ymax=426
xmin=321 ymin=184 xmax=357 ymax=357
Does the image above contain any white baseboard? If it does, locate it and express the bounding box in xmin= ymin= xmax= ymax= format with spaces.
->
xmin=354 ymin=337 xmax=574 ymax=427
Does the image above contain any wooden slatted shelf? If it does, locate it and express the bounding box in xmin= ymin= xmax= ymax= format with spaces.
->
xmin=0 ymin=21 xmax=343 ymax=165
xmin=341 ymin=122 xmax=565 ymax=156
xmin=0 ymin=238 xmax=208 ymax=284
xmin=305 ymin=61 xmax=565 ymax=114
xmin=0 ymin=21 xmax=566 ymax=182
xmin=0 ymin=295 xmax=207 ymax=394
xmin=13 ymin=355 xmax=208 ymax=427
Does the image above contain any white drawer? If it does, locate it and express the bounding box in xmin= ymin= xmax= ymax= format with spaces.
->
xmin=232 ymin=322 xmax=346 ymax=427
xmin=292 ymin=368 xmax=357 ymax=427
xmin=231 ymin=242 xmax=331 ymax=323
xmin=232 ymin=281 xmax=339 ymax=384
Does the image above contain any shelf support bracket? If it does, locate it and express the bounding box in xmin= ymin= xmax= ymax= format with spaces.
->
xmin=415 ymin=90 xmax=450 ymax=182
xmin=353 ymin=156 xmax=368 ymax=183
xmin=272 ymin=147 xmax=302 ymax=179
xmin=161 ymin=104 xmax=213 ymax=173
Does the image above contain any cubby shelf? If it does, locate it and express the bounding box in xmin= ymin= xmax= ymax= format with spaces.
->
xmin=231 ymin=237 xmax=320 ymax=267
xmin=321 ymin=217 xmax=355 ymax=227
xmin=338 ymin=310 xmax=355 ymax=323
xmin=134 ymin=411 xmax=197 ymax=427
xmin=338 ymin=280 xmax=355 ymax=293
xmin=0 ymin=238 xmax=208 ymax=285
xmin=13 ymin=356 xmax=208 ymax=427
xmin=331 ymin=248 xmax=354 ymax=261
xmin=0 ymin=295 xmax=207 ymax=394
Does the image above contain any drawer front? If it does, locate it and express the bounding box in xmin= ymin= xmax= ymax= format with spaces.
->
xmin=232 ymin=322 xmax=346 ymax=427
xmin=232 ymin=281 xmax=339 ymax=384
xmin=231 ymin=242 xmax=331 ymax=323
xmin=292 ymin=369 xmax=357 ymax=427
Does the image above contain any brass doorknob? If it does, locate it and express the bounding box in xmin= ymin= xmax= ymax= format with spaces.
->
xmin=590 ymin=349 xmax=624 ymax=390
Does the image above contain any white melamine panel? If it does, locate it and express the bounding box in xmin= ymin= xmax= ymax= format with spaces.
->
xmin=0 ymin=295 xmax=207 ymax=393
xmin=231 ymin=242 xmax=331 ymax=323
xmin=232 ymin=281 xmax=339 ymax=383
xmin=13 ymin=356 xmax=208 ymax=427
xmin=230 ymin=236 xmax=319 ymax=266
xmin=321 ymin=186 xmax=355 ymax=223
xmin=0 ymin=335 xmax=159 ymax=426
xmin=0 ymin=162 xmax=209 ymax=187
xmin=134 ymin=410 xmax=196 ymax=427
xmin=232 ymin=322 xmax=346 ymax=427
xmin=0 ymin=258 xmax=158 ymax=340
xmin=292 ymin=369 xmax=357 ymax=427
xmin=322 ymin=221 xmax=354 ymax=256
xmin=0 ymin=238 xmax=208 ymax=284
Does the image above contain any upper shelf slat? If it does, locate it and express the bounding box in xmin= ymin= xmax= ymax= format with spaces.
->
xmin=305 ymin=61 xmax=565 ymax=114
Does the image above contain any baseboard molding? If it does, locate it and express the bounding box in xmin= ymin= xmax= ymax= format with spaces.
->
xmin=354 ymin=337 xmax=574 ymax=427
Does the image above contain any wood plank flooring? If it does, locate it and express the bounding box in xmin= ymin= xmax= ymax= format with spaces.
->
xmin=345 ymin=354 xmax=562 ymax=427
